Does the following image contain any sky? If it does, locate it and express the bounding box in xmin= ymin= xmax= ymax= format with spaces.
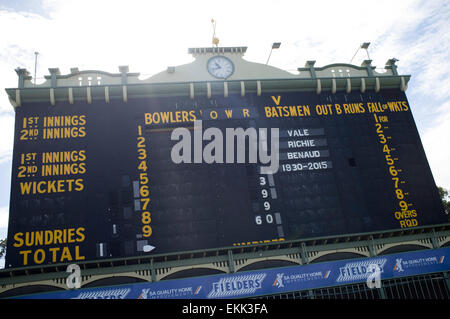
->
xmin=0 ymin=0 xmax=449 ymax=267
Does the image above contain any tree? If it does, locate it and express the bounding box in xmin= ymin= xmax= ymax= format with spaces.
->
xmin=438 ymin=186 xmax=450 ymax=221
xmin=0 ymin=238 xmax=6 ymax=259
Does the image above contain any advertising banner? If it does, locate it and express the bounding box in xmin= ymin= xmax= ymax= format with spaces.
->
xmin=17 ymin=247 xmax=450 ymax=299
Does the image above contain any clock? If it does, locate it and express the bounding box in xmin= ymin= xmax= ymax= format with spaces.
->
xmin=207 ymin=56 xmax=234 ymax=79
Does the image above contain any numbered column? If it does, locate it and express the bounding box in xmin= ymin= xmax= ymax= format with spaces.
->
xmin=135 ymin=125 xmax=152 ymax=242
xmin=374 ymin=114 xmax=418 ymax=228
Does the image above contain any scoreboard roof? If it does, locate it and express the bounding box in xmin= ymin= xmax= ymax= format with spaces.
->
xmin=6 ymin=46 xmax=408 ymax=106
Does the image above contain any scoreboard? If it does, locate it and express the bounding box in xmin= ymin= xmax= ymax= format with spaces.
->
xmin=6 ymin=89 xmax=447 ymax=268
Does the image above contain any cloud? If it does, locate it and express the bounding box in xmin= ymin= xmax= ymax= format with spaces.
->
xmin=0 ymin=205 xmax=8 ymax=230
xmin=0 ymin=0 xmax=449 ymax=189
xmin=0 ymin=113 xmax=14 ymax=165
xmin=390 ymin=2 xmax=450 ymax=101
xmin=1 ymin=0 xmax=446 ymax=81
xmin=421 ymin=100 xmax=450 ymax=190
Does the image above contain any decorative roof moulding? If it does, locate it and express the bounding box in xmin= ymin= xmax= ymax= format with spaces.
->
xmin=6 ymin=47 xmax=409 ymax=108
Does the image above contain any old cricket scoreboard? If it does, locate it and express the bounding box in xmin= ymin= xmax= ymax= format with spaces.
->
xmin=2 ymin=47 xmax=449 ymax=299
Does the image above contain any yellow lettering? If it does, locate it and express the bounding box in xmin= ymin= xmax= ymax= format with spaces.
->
xmin=45 ymin=230 xmax=53 ymax=245
xmin=316 ymin=104 xmax=332 ymax=115
xmin=75 ymin=246 xmax=85 ymax=261
xmin=49 ymin=247 xmax=60 ymax=262
xmin=76 ymin=227 xmax=85 ymax=242
xmin=13 ymin=232 xmax=24 ymax=248
xmin=78 ymin=150 xmax=86 ymax=162
xmin=66 ymin=179 xmax=74 ymax=192
xmin=75 ymin=179 xmax=84 ymax=191
xmin=271 ymin=107 xmax=278 ymax=117
xmin=34 ymin=249 xmax=46 ymax=264
xmin=343 ymin=103 xmax=365 ymax=114
xmin=169 ymin=111 xmax=175 ymax=123
xmin=25 ymin=232 xmax=34 ymax=246
xmin=160 ymin=112 xmax=170 ymax=123
xmin=47 ymin=180 xmax=56 ymax=193
xmin=64 ymin=127 xmax=71 ymax=137
xmin=298 ymin=105 xmax=310 ymax=116
xmin=181 ymin=111 xmax=189 ymax=122
xmin=20 ymin=181 xmax=32 ymax=195
xmin=57 ymin=180 xmax=65 ymax=193
xmin=401 ymin=101 xmax=409 ymax=111
xmin=68 ymin=228 xmax=75 ymax=243
xmin=271 ymin=95 xmax=281 ymax=105
xmin=153 ymin=112 xmax=160 ymax=124
xmin=78 ymin=126 xmax=85 ymax=137
xmin=224 ymin=109 xmax=233 ymax=118
xmin=288 ymin=106 xmax=297 ymax=117
xmin=54 ymin=230 xmax=63 ymax=244
xmin=145 ymin=113 xmax=152 ymax=124
xmin=20 ymin=250 xmax=32 ymax=266
xmin=60 ymin=246 xmax=72 ymax=262
xmin=175 ymin=111 xmax=181 ymax=122
xmin=35 ymin=231 xmax=43 ymax=246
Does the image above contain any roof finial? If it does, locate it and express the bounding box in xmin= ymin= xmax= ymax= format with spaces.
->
xmin=211 ymin=19 xmax=219 ymax=47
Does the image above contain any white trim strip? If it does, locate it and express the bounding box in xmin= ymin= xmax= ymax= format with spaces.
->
xmin=16 ymin=89 xmax=21 ymax=107
xmin=206 ymin=82 xmax=211 ymax=99
xmin=87 ymin=87 xmax=92 ymax=104
xmin=400 ymin=77 xmax=407 ymax=91
xmin=68 ymin=87 xmax=74 ymax=104
xmin=105 ymin=86 xmax=110 ymax=103
xmin=375 ymin=77 xmax=380 ymax=92
xmin=316 ymin=79 xmax=322 ymax=94
xmin=122 ymin=85 xmax=127 ymax=103
xmin=360 ymin=78 xmax=366 ymax=93
xmin=190 ymin=83 xmax=194 ymax=99
xmin=50 ymin=88 xmax=55 ymax=105
xmin=224 ymin=82 xmax=228 ymax=98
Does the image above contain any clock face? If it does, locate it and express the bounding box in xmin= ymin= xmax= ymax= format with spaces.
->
xmin=207 ymin=56 xmax=234 ymax=79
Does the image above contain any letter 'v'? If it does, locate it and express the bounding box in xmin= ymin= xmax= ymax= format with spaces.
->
xmin=271 ymin=96 xmax=281 ymax=105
